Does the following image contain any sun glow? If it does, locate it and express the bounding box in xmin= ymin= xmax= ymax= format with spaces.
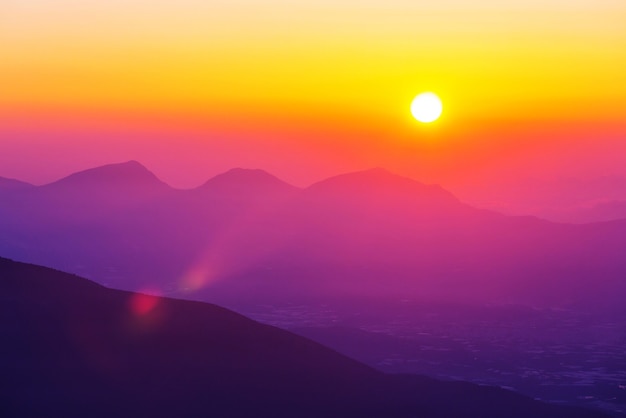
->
xmin=411 ymin=93 xmax=443 ymax=123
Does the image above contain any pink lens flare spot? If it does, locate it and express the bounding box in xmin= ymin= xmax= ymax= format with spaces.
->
xmin=129 ymin=291 xmax=161 ymax=316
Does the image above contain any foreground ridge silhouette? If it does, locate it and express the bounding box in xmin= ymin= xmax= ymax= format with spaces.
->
xmin=0 ymin=257 xmax=607 ymax=418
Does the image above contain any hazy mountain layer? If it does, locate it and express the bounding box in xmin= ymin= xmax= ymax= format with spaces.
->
xmin=1 ymin=162 xmax=624 ymax=311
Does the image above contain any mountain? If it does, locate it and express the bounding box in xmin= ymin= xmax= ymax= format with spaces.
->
xmin=39 ymin=161 xmax=171 ymax=204
xmin=177 ymin=167 xmax=300 ymax=243
xmin=0 ymin=257 xmax=606 ymax=418
xmin=216 ymin=169 xmax=608 ymax=307
xmin=0 ymin=161 xmax=174 ymax=225
xmin=195 ymin=167 xmax=300 ymax=199
xmin=1 ymin=163 xmax=626 ymax=309
xmin=306 ymin=168 xmax=461 ymax=206
xmin=43 ymin=160 xmax=169 ymax=190
xmin=453 ymin=175 xmax=626 ymax=221
xmin=0 ymin=176 xmax=33 ymax=191
xmin=553 ymin=199 xmax=626 ymax=224
xmin=0 ymin=177 xmax=34 ymax=221
xmin=301 ymin=168 xmax=474 ymax=225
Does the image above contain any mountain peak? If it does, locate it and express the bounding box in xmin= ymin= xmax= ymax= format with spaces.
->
xmin=303 ymin=168 xmax=464 ymax=216
xmin=45 ymin=161 xmax=170 ymax=190
xmin=198 ymin=168 xmax=299 ymax=195
xmin=308 ymin=168 xmax=454 ymax=197
xmin=213 ymin=167 xmax=283 ymax=181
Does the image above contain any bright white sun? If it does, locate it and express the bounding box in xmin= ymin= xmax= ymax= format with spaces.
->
xmin=410 ymin=92 xmax=443 ymax=123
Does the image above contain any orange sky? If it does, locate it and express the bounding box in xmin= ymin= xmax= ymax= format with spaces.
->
xmin=1 ymin=0 xmax=625 ymax=194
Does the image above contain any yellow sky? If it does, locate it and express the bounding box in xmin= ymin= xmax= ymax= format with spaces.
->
xmin=1 ymin=0 xmax=626 ymax=191
xmin=2 ymin=0 xmax=625 ymax=125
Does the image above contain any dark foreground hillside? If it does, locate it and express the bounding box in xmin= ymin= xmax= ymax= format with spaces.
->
xmin=0 ymin=257 xmax=607 ymax=418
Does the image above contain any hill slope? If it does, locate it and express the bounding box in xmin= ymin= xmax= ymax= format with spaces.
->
xmin=0 ymin=257 xmax=606 ymax=418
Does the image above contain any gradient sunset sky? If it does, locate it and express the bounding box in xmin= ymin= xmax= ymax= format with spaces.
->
xmin=1 ymin=0 xmax=625 ymax=194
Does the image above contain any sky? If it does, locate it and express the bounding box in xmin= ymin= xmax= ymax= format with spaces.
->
xmin=1 ymin=0 xmax=625 ymax=199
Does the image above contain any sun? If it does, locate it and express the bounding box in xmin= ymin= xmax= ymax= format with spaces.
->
xmin=410 ymin=92 xmax=443 ymax=123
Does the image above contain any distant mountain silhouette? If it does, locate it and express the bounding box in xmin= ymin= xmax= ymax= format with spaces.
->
xmin=299 ymin=167 xmax=490 ymax=233
xmin=547 ymin=199 xmax=626 ymax=224
xmin=1 ymin=163 xmax=626 ymax=310
xmin=306 ymin=168 xmax=461 ymax=206
xmin=196 ymin=167 xmax=300 ymax=197
xmin=43 ymin=160 xmax=170 ymax=191
xmin=456 ymin=175 xmax=626 ymax=223
xmin=0 ymin=161 xmax=174 ymax=224
xmin=0 ymin=257 xmax=606 ymax=418
xmin=39 ymin=160 xmax=173 ymax=208
xmin=0 ymin=176 xmax=33 ymax=191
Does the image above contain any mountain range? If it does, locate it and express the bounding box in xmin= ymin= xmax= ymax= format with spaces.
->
xmin=0 ymin=256 xmax=607 ymax=418
xmin=1 ymin=161 xmax=626 ymax=311
xmin=455 ymin=175 xmax=626 ymax=223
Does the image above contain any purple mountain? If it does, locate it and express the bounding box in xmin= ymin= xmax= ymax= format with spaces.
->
xmin=0 ymin=163 xmax=625 ymax=311
xmin=0 ymin=176 xmax=34 ymax=191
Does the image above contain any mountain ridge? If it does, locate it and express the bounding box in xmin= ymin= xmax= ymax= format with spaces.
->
xmin=0 ymin=257 xmax=606 ymax=418
xmin=3 ymin=162 xmax=461 ymax=203
xmin=306 ymin=167 xmax=458 ymax=201
xmin=0 ymin=176 xmax=34 ymax=191
xmin=1 ymin=161 xmax=625 ymax=309
xmin=41 ymin=160 xmax=171 ymax=191
xmin=195 ymin=167 xmax=300 ymax=199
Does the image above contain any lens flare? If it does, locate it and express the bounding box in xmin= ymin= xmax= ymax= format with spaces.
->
xmin=129 ymin=291 xmax=161 ymax=316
